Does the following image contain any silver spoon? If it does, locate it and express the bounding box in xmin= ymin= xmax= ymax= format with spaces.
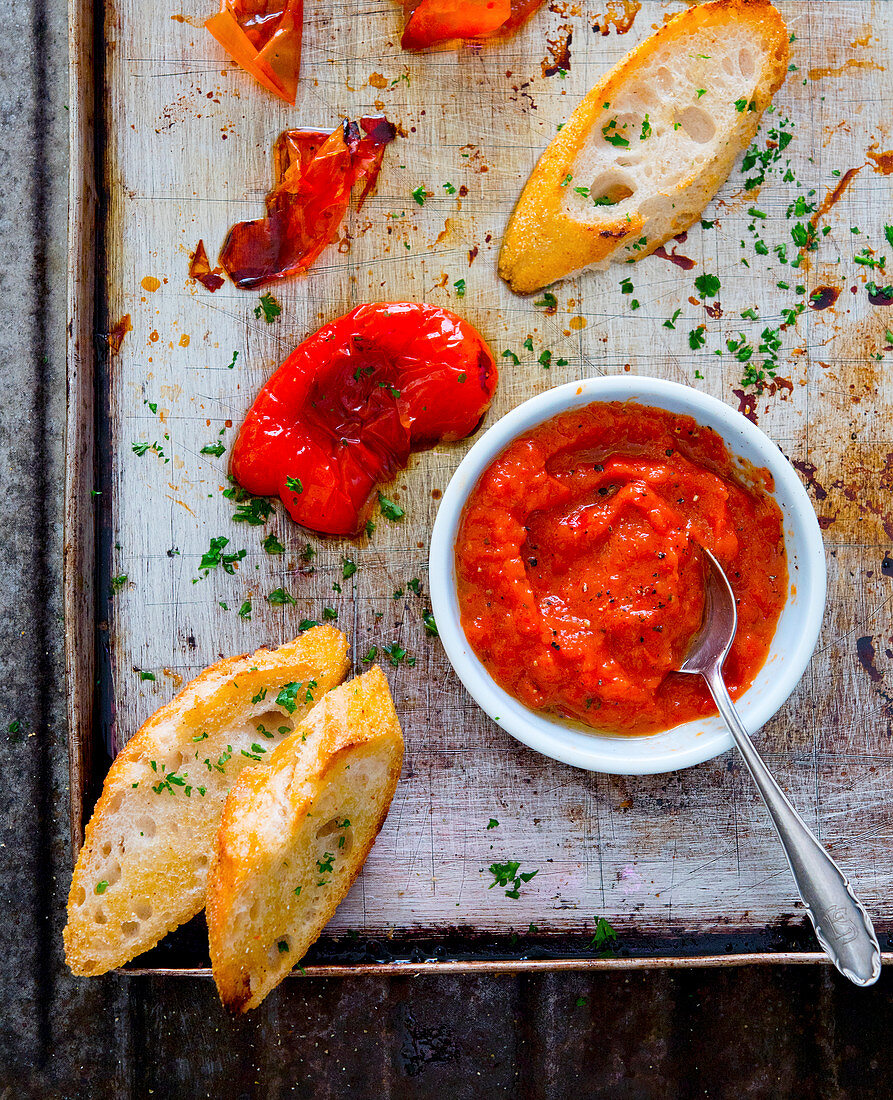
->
xmin=677 ymin=547 xmax=881 ymax=986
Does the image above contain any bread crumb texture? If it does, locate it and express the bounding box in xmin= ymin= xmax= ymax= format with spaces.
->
xmin=499 ymin=0 xmax=790 ymax=293
xmin=63 ymin=627 xmax=349 ymax=976
xmin=207 ymin=665 xmax=404 ymax=1012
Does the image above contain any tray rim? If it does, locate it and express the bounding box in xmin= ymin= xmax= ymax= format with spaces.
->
xmin=65 ymin=0 xmax=96 ymax=863
xmin=62 ymin=0 xmax=877 ymax=975
xmin=118 ymin=952 xmax=893 ymax=977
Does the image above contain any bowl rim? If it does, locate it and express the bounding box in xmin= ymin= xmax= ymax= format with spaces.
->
xmin=428 ymin=375 xmax=827 ymax=775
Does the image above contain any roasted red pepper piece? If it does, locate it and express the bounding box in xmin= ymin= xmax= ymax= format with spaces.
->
xmin=219 ymin=116 xmax=396 ymax=290
xmin=400 ymin=0 xmax=544 ymax=49
xmin=205 ymin=0 xmax=304 ymax=104
xmin=230 ymin=302 xmax=498 ymax=536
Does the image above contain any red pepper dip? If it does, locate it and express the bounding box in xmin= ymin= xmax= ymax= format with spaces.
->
xmin=455 ymin=401 xmax=787 ymax=735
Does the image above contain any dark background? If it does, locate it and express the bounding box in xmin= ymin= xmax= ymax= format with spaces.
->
xmin=2 ymin=0 xmax=891 ymax=1095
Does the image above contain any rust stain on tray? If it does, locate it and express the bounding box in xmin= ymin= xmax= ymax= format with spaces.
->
xmin=867 ymin=146 xmax=893 ymax=174
xmin=807 ymin=58 xmax=884 ymax=80
xmin=106 ymin=314 xmax=132 ymax=353
xmin=591 ymin=0 xmax=641 ymax=35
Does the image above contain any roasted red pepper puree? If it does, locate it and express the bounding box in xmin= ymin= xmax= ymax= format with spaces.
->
xmin=455 ymin=402 xmax=787 ymax=735
xmin=231 ymin=302 xmax=498 ymax=536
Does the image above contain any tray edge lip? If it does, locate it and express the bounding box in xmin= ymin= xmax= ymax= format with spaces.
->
xmin=118 ymin=952 xmax=892 ymax=978
xmin=64 ymin=0 xmax=96 ymax=861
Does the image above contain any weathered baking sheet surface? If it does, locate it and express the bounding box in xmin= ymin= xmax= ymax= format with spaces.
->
xmin=95 ymin=0 xmax=893 ymax=942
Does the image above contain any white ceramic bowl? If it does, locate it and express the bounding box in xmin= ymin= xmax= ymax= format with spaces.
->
xmin=429 ymin=376 xmax=826 ymax=775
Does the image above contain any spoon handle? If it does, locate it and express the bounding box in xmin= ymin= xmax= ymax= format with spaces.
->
xmin=704 ymin=666 xmax=881 ymax=986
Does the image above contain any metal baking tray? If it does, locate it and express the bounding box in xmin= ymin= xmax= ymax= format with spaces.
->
xmin=65 ymin=0 xmax=893 ymax=975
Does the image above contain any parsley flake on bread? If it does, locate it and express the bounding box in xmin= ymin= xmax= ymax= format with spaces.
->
xmin=499 ymin=0 xmax=790 ymax=294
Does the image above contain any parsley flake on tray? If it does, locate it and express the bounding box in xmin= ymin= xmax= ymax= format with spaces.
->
xmin=487 ymin=861 xmax=539 ymax=899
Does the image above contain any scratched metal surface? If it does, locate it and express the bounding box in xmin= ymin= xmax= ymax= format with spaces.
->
xmin=95 ymin=0 xmax=893 ymax=945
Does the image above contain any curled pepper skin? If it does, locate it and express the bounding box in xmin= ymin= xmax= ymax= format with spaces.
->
xmin=230 ymin=302 xmax=499 ymax=536
xmin=400 ymin=0 xmax=545 ymax=50
xmin=205 ymin=0 xmax=304 ymax=104
xmin=219 ymin=116 xmax=396 ymax=289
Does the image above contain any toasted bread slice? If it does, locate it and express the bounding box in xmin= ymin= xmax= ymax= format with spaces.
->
xmin=207 ymin=665 xmax=403 ymax=1011
xmin=499 ymin=0 xmax=789 ymax=294
xmin=64 ymin=627 xmax=349 ymax=976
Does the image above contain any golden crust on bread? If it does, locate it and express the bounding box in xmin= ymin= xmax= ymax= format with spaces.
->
xmin=63 ymin=627 xmax=349 ymax=976
xmin=498 ymin=0 xmax=790 ymax=294
xmin=207 ymin=665 xmax=404 ymax=1011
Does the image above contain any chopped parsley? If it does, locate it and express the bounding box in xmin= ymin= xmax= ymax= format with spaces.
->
xmin=640 ymin=114 xmax=651 ymax=140
xmin=262 ymin=532 xmax=285 ymax=554
xmin=238 ymin=599 xmax=252 ymax=620
xmin=139 ymin=671 xmax=156 ymax=682
xmin=867 ymin=281 xmax=893 ymax=303
xmin=590 ymin=916 xmax=618 ymax=956
xmin=382 ymin=642 xmax=415 ymax=668
xmin=95 ymin=881 xmax=109 ymax=895
xmin=791 ymin=221 xmax=818 ymax=252
xmin=689 ymin=326 xmax=706 ymax=350
xmin=110 ymin=574 xmax=128 ymax=594
xmin=694 ymin=273 xmax=721 ymax=299
xmin=443 ymin=181 xmax=456 ymax=195
xmin=276 ymin=682 xmax=302 ymax=714
xmin=224 ymin=481 xmax=273 ymax=526
xmin=299 ymin=618 xmax=319 ymax=631
xmin=663 ymin=308 xmax=681 ymax=330
xmin=534 ymin=292 xmax=558 ymax=310
xmin=502 ymin=349 xmax=520 ymax=365
xmin=422 ymin=609 xmax=438 ymax=636
xmin=487 ymin=818 xmax=499 ymax=829
xmin=378 ymin=494 xmax=405 ymax=522
xmin=342 ymin=558 xmax=357 ymax=579
xmin=267 ymin=587 xmax=297 ymax=606
xmin=285 ymin=476 xmax=303 ymax=495
xmin=453 ymin=278 xmax=466 ymax=298
xmin=322 ymin=607 xmax=338 ymax=621
xmin=411 ymin=184 xmax=427 ymax=206
xmin=200 ymin=441 xmax=226 ymax=458
xmin=361 ymin=645 xmax=378 ymax=664
xmin=197 ymin=536 xmax=246 ymax=577
xmin=488 ymin=861 xmax=538 ymax=899
xmin=254 ymin=293 xmax=281 ymax=323
xmin=602 ymin=119 xmax=630 ymax=148
xmin=226 ymin=350 xmax=239 ymax=370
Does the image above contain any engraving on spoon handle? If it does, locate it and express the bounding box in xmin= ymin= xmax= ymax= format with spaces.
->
xmin=705 ymin=667 xmax=881 ymax=987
